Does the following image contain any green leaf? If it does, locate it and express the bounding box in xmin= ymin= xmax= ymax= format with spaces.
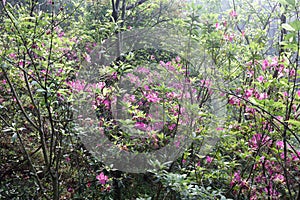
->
xmin=286 ymin=0 xmax=295 ymax=6
xmin=272 ymin=101 xmax=285 ymax=108
xmin=290 ymin=20 xmax=300 ymax=31
xmin=11 ymin=133 xmax=17 ymax=143
xmin=277 ymin=0 xmax=289 ymax=5
xmin=2 ymin=128 xmax=13 ymax=133
xmin=286 ymin=119 xmax=300 ymax=127
xmin=282 ymin=23 xmax=295 ymax=32
xmin=20 ymin=16 xmax=35 ymax=21
xmin=278 ymin=0 xmax=295 ymax=6
xmin=36 ymin=88 xmax=46 ymax=93
xmin=248 ymin=97 xmax=261 ymax=107
xmin=31 ymin=81 xmax=39 ymax=85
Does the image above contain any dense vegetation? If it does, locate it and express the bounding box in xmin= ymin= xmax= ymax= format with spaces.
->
xmin=1 ymin=0 xmax=300 ymax=199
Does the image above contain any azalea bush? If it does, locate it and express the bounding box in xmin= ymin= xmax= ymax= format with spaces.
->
xmin=1 ymin=0 xmax=300 ymax=199
xmin=0 ymin=0 xmax=111 ymax=199
xmin=195 ymin=0 xmax=300 ymax=199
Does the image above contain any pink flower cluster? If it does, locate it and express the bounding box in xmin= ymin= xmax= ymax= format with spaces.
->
xmin=67 ymin=80 xmax=105 ymax=93
xmin=96 ymin=172 xmax=108 ymax=184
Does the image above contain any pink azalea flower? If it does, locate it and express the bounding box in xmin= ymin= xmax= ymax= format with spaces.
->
xmin=224 ymin=34 xmax=234 ymax=42
xmin=145 ymin=92 xmax=160 ymax=103
xmin=216 ymin=127 xmax=224 ymax=131
xmin=159 ymin=60 xmax=166 ymax=67
xmin=68 ymin=80 xmax=86 ymax=92
xmin=228 ymin=96 xmax=240 ymax=105
xmin=297 ymin=90 xmax=300 ymax=97
xmin=129 ymin=95 xmax=135 ymax=102
xmin=257 ymin=75 xmax=264 ymax=83
xmin=278 ymin=64 xmax=285 ymax=73
xmin=292 ymin=104 xmax=297 ymax=112
xmin=95 ymin=82 xmax=105 ymax=90
xmin=273 ymin=174 xmax=284 ymax=183
xmin=84 ymin=53 xmax=91 ymax=63
xmin=40 ymin=69 xmax=48 ymax=75
xmin=165 ymin=64 xmax=175 ymax=71
xmin=206 ymin=156 xmax=212 ymax=163
xmin=102 ymin=99 xmax=111 ymax=109
xmin=292 ymin=151 xmax=300 ymax=161
xmin=289 ymin=68 xmax=296 ymax=77
xmin=246 ymin=70 xmax=254 ymax=77
xmin=85 ymin=46 xmax=91 ymax=53
xmin=241 ymin=30 xmax=245 ymax=37
xmin=245 ymin=106 xmax=256 ymax=114
xmin=232 ymin=171 xmax=241 ymax=183
xmin=166 ymin=92 xmax=175 ymax=99
xmin=262 ymin=59 xmax=269 ymax=71
xmin=111 ymin=72 xmax=118 ymax=80
xmin=19 ymin=61 xmax=24 ymax=67
xmin=280 ymin=152 xmax=286 ymax=160
xmin=137 ymin=67 xmax=150 ymax=74
xmin=215 ymin=22 xmax=220 ymax=29
xmin=174 ymin=140 xmax=180 ymax=148
xmin=135 ymin=122 xmax=147 ymax=131
xmin=168 ymin=124 xmax=176 ymax=130
xmin=96 ymin=172 xmax=108 ymax=184
xmin=276 ymin=141 xmax=284 ymax=149
xmin=229 ymin=10 xmax=238 ymax=17
xmin=245 ymin=88 xmax=253 ymax=98
xmin=249 ymin=133 xmax=272 ymax=150
xmin=31 ymin=43 xmax=38 ymax=49
xmin=276 ymin=116 xmax=283 ymax=122
xmin=127 ymin=73 xmax=139 ymax=83
xmin=65 ymin=157 xmax=71 ymax=162
xmin=199 ymin=79 xmax=212 ymax=88
xmin=271 ymin=57 xmax=278 ymax=66
xmin=257 ymin=92 xmax=268 ymax=100
xmin=58 ymin=31 xmax=65 ymax=38
xmin=9 ymin=53 xmax=16 ymax=59
xmin=250 ymin=193 xmax=258 ymax=200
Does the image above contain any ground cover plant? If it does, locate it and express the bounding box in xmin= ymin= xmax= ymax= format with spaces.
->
xmin=0 ymin=0 xmax=300 ymax=199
